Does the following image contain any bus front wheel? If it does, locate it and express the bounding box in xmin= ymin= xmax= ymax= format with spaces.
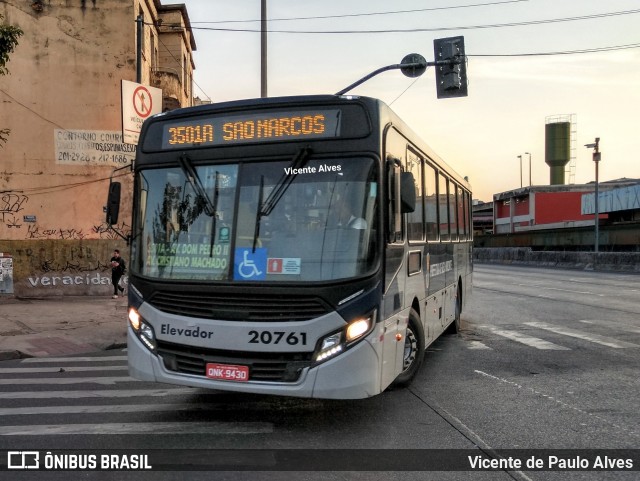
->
xmin=392 ymin=308 xmax=425 ymax=388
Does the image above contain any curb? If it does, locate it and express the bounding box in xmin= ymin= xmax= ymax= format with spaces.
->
xmin=0 ymin=350 xmax=25 ymax=361
xmin=0 ymin=340 xmax=128 ymax=362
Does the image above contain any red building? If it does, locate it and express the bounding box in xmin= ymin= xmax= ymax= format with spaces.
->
xmin=493 ymin=180 xmax=638 ymax=234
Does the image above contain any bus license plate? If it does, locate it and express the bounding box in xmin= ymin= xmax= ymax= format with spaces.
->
xmin=206 ymin=363 xmax=249 ymax=382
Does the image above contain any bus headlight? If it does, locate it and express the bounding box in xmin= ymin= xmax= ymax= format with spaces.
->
xmin=314 ymin=313 xmax=374 ymax=364
xmin=346 ymin=318 xmax=370 ymax=341
xmin=128 ymin=307 xmax=141 ymax=330
xmin=128 ymin=307 xmax=156 ymax=352
xmin=315 ymin=332 xmax=344 ymax=362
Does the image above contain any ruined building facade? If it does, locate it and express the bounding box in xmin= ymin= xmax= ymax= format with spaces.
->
xmin=0 ymin=0 xmax=196 ymax=296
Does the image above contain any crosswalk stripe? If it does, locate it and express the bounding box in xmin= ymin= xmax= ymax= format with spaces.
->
xmin=0 ymin=421 xmax=273 ymax=436
xmin=0 ymin=376 xmax=134 ymax=386
xmin=21 ymin=355 xmax=128 ymax=364
xmin=467 ymin=341 xmax=492 ymax=350
xmin=482 ymin=326 xmax=570 ymax=350
xmin=0 ymin=366 xmax=128 ymax=374
xmin=0 ymin=388 xmax=197 ymax=400
xmin=0 ymin=403 xmax=223 ymax=416
xmin=579 ymin=320 xmax=640 ymax=334
xmin=0 ymin=354 xmax=271 ymax=439
xmin=524 ymin=322 xmax=640 ymax=348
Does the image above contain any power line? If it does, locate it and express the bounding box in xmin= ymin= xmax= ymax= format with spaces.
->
xmin=470 ymin=42 xmax=640 ymax=56
xmin=379 ymin=38 xmax=637 ymax=109
xmin=389 ymin=77 xmax=423 ymax=106
xmin=0 ymin=88 xmax=66 ymax=131
xmin=154 ymin=33 xmax=210 ymax=102
xmin=0 ymin=171 xmax=130 ymax=196
xmin=181 ymin=8 xmax=640 ymax=34
xmin=191 ymin=0 xmax=530 ymax=24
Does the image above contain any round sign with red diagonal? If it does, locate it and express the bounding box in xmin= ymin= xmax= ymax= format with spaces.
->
xmin=133 ymin=86 xmax=154 ymax=118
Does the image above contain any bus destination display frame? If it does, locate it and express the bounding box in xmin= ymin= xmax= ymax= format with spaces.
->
xmin=160 ymin=109 xmax=343 ymax=150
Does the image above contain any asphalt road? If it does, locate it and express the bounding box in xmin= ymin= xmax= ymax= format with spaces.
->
xmin=0 ymin=264 xmax=638 ymax=480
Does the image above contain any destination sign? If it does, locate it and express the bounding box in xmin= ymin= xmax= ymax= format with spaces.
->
xmin=160 ymin=109 xmax=342 ymax=149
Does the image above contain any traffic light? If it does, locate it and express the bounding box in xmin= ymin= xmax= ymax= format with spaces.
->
xmin=433 ymin=36 xmax=468 ymax=99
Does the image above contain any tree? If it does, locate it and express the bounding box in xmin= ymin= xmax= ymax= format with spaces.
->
xmin=1 ymin=13 xmax=24 ymax=146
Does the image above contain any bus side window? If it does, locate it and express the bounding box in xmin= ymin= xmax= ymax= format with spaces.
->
xmin=406 ymin=148 xmax=423 ymax=242
xmin=425 ymin=162 xmax=438 ymax=241
xmin=438 ymin=173 xmax=450 ymax=241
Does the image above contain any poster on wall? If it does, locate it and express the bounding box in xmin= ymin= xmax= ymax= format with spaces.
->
xmin=0 ymin=255 xmax=14 ymax=294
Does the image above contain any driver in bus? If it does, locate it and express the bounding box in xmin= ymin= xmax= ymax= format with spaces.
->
xmin=334 ymin=199 xmax=367 ymax=229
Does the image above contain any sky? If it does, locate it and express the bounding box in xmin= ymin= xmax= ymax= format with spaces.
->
xmin=174 ymin=0 xmax=640 ymax=201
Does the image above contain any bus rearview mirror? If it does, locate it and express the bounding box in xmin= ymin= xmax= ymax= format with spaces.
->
xmin=106 ymin=181 xmax=121 ymax=225
xmin=400 ymin=172 xmax=416 ymax=214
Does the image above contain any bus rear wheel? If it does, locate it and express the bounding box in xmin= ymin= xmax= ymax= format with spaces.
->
xmin=392 ymin=308 xmax=425 ymax=388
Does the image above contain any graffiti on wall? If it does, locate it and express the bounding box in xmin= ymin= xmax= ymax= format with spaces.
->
xmin=2 ymin=203 xmax=131 ymax=241
xmin=2 ymin=186 xmax=131 ymax=240
xmin=12 ymin=244 xmax=126 ymax=292
xmin=13 ymin=245 xmax=105 ymax=270
xmin=27 ymin=225 xmax=88 ymax=240
xmin=1 ymin=193 xmax=29 ymax=229
xmin=23 ymin=222 xmax=130 ymax=240
xmin=92 ymin=221 xmax=132 ymax=239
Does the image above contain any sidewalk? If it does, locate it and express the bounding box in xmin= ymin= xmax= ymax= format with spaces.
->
xmin=0 ymin=295 xmax=128 ymax=360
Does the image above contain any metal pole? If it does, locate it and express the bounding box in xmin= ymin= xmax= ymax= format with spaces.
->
xmin=584 ymin=138 xmax=601 ymax=261
xmin=593 ymin=138 xmax=600 ymax=254
xmin=261 ymin=0 xmax=267 ymax=98
xmin=525 ymin=152 xmax=532 ymax=186
xmin=335 ymin=61 xmax=429 ymax=96
xmin=595 ymin=159 xmax=599 ymax=253
xmin=136 ymin=15 xmax=143 ymax=83
xmin=517 ymin=155 xmax=522 ymax=188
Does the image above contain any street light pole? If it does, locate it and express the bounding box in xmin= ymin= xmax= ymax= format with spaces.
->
xmin=585 ymin=138 xmax=601 ymax=254
xmin=525 ymin=152 xmax=532 ymax=186
xmin=517 ymin=155 xmax=523 ymax=188
xmin=260 ymin=0 xmax=267 ymax=98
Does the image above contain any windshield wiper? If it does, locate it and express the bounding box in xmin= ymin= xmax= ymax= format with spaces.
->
xmin=178 ymin=154 xmax=217 ymax=217
xmin=253 ymin=175 xmax=264 ymax=252
xmin=260 ymin=146 xmax=311 ymax=217
xmin=209 ymin=171 xmax=220 ymax=257
xmin=252 ymin=146 xmax=312 ymax=252
xmin=178 ymin=155 xmax=220 ymax=257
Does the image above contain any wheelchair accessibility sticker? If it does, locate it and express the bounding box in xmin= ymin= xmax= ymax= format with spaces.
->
xmin=234 ymin=248 xmax=267 ymax=281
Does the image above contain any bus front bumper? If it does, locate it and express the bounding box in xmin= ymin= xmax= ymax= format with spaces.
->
xmin=127 ymin=327 xmax=382 ymax=399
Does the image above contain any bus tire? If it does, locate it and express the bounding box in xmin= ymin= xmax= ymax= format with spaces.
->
xmin=392 ymin=308 xmax=425 ymax=388
xmin=446 ymin=284 xmax=462 ymax=335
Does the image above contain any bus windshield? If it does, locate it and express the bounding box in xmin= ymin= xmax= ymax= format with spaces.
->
xmin=133 ymin=156 xmax=379 ymax=283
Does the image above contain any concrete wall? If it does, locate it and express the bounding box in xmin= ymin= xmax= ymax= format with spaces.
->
xmin=0 ymin=1 xmax=194 ymax=298
xmin=1 ymin=0 xmax=137 ymax=244
xmin=474 ymin=247 xmax=640 ymax=273
xmin=0 ymin=239 xmax=129 ymax=298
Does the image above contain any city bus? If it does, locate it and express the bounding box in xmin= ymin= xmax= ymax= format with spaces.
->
xmin=108 ymin=94 xmax=472 ymax=399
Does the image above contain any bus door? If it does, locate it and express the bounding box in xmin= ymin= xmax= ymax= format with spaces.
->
xmin=381 ymin=159 xmax=417 ymax=386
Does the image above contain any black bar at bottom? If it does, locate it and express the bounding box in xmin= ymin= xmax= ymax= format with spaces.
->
xmin=1 ymin=449 xmax=637 ymax=472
